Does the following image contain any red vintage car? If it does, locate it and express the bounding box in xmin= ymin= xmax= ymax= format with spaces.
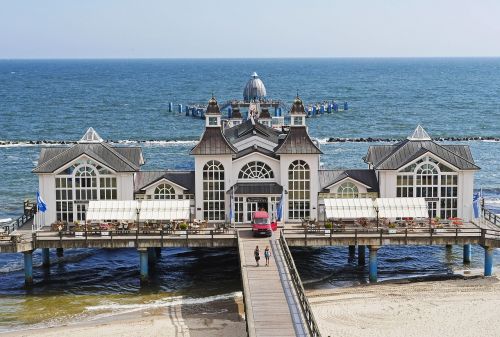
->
xmin=251 ymin=211 xmax=277 ymax=237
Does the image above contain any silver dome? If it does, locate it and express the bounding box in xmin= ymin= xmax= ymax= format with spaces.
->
xmin=243 ymin=72 xmax=267 ymax=102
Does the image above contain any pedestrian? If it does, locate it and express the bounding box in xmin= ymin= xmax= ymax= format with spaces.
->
xmin=264 ymin=246 xmax=271 ymax=266
xmin=254 ymin=245 xmax=260 ymax=266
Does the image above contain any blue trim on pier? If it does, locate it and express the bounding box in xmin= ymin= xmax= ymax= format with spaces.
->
xmin=484 ymin=246 xmax=494 ymax=276
xmin=463 ymin=244 xmax=471 ymax=263
xmin=369 ymin=246 xmax=379 ymax=283
xmin=24 ymin=251 xmax=33 ymax=286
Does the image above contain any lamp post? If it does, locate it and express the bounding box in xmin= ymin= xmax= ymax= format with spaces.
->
xmin=376 ymin=207 xmax=379 ymax=230
xmin=136 ymin=200 xmax=141 ymax=235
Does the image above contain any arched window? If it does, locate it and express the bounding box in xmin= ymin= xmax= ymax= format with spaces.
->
xmin=238 ymin=161 xmax=274 ymax=179
xmin=203 ymin=160 xmax=225 ymax=221
xmin=154 ymin=183 xmax=175 ymax=199
xmin=338 ymin=182 xmax=359 ymax=198
xmin=74 ymin=165 xmax=97 ymax=201
xmin=288 ymin=160 xmax=310 ymax=220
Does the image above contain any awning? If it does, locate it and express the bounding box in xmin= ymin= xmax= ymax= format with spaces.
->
xmin=324 ymin=198 xmax=376 ymax=219
xmin=139 ymin=200 xmax=190 ymax=221
xmin=86 ymin=200 xmax=139 ymax=221
xmin=230 ymin=183 xmax=283 ymax=195
xmin=376 ymin=198 xmax=428 ymax=218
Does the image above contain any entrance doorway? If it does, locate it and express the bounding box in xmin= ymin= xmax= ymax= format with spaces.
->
xmin=246 ymin=197 xmax=268 ymax=222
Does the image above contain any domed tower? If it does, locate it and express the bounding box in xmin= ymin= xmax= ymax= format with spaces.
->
xmin=243 ymin=72 xmax=267 ymax=102
xmin=290 ymin=94 xmax=306 ymax=127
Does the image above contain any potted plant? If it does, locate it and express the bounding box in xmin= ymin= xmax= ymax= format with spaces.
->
xmin=178 ymin=222 xmax=188 ymax=235
xmin=387 ymin=222 xmax=397 ymax=234
xmin=74 ymin=220 xmax=84 ymax=237
xmin=324 ymin=222 xmax=333 ymax=235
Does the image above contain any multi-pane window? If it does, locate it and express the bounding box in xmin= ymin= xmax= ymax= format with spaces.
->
xmin=154 ymin=183 xmax=175 ymax=199
xmin=203 ymin=160 xmax=225 ymax=221
xmin=100 ymin=177 xmax=117 ymax=200
xmin=440 ymin=175 xmax=458 ymax=218
xmin=337 ymin=182 xmax=359 ymax=198
xmin=397 ymin=157 xmax=458 ymax=219
xmin=238 ymin=161 xmax=274 ymax=179
xmin=234 ymin=197 xmax=244 ymax=223
xmin=75 ymin=166 xmax=98 ymax=201
xmin=55 ymin=160 xmax=119 ymax=222
xmin=55 ymin=177 xmax=73 ymax=222
xmin=288 ymin=160 xmax=310 ymax=220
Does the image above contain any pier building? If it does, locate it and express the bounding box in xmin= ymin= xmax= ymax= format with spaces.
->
xmin=32 ymin=97 xmax=478 ymax=226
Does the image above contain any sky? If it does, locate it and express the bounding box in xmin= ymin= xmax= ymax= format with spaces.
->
xmin=1 ymin=0 xmax=500 ymax=58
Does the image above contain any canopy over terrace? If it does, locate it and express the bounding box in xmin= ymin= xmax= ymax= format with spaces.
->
xmin=86 ymin=200 xmax=190 ymax=221
xmin=323 ymin=197 xmax=428 ymax=219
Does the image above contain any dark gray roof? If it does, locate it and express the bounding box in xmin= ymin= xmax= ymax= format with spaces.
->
xmin=230 ymin=182 xmax=283 ymax=195
xmin=319 ymin=169 xmax=379 ymax=192
xmin=365 ymin=140 xmax=479 ymax=170
xmin=33 ymin=143 xmax=143 ymax=173
xmin=190 ymin=127 xmax=237 ymax=155
xmin=135 ymin=170 xmax=195 ymax=194
xmin=233 ymin=145 xmax=279 ymax=160
xmin=224 ymin=119 xmax=280 ymax=145
xmin=274 ymin=126 xmax=322 ymax=154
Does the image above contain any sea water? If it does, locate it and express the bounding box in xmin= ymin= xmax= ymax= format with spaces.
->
xmin=0 ymin=58 xmax=499 ymax=330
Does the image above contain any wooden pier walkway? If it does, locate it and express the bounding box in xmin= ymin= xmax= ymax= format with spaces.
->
xmin=238 ymin=230 xmax=308 ymax=337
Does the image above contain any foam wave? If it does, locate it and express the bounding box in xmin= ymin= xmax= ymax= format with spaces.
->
xmin=86 ymin=291 xmax=242 ymax=312
xmin=0 ymin=218 xmax=12 ymax=223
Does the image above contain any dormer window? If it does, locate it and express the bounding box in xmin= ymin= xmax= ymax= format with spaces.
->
xmin=293 ymin=116 xmax=304 ymax=126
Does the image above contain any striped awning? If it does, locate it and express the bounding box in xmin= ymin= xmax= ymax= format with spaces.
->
xmin=376 ymin=198 xmax=428 ymax=218
xmin=139 ymin=200 xmax=190 ymax=221
xmin=86 ymin=200 xmax=139 ymax=221
xmin=324 ymin=198 xmax=376 ymax=219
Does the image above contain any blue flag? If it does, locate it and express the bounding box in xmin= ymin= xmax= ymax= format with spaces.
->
xmin=37 ymin=191 xmax=47 ymax=213
xmin=277 ymin=190 xmax=284 ymax=221
xmin=472 ymin=192 xmax=480 ymax=218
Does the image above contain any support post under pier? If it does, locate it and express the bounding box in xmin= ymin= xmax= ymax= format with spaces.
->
xmin=155 ymin=247 xmax=162 ymax=259
xmin=41 ymin=248 xmax=50 ymax=267
xmin=369 ymin=246 xmax=380 ymax=283
xmin=24 ymin=251 xmax=33 ymax=286
xmin=348 ymin=245 xmax=356 ymax=260
xmin=463 ymin=244 xmax=471 ymax=264
xmin=56 ymin=248 xmax=64 ymax=257
xmin=139 ymin=249 xmax=149 ymax=285
xmin=358 ymin=245 xmax=366 ymax=265
xmin=484 ymin=246 xmax=494 ymax=277
xmin=148 ymin=247 xmax=156 ymax=265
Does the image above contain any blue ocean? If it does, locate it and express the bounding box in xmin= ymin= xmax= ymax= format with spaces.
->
xmin=0 ymin=58 xmax=499 ymax=330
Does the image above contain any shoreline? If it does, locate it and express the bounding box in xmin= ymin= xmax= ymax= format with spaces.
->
xmin=2 ymin=276 xmax=499 ymax=336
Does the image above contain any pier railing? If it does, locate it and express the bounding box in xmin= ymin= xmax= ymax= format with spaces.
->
xmin=2 ymin=201 xmax=36 ymax=234
xmin=279 ymin=230 xmax=322 ymax=337
xmin=483 ymin=207 xmax=499 ymax=227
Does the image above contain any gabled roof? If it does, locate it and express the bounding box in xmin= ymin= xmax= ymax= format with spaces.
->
xmin=365 ymin=140 xmax=479 ymax=170
xmin=274 ymin=126 xmax=322 ymax=154
xmin=190 ymin=127 xmax=237 ymax=155
xmin=33 ymin=143 xmax=143 ymax=173
xmin=233 ymin=146 xmax=279 ymax=160
xmin=224 ymin=119 xmax=280 ymax=145
xmin=135 ymin=171 xmax=195 ymax=194
xmin=319 ymin=169 xmax=379 ymax=192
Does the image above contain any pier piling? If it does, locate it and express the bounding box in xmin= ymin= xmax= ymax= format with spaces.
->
xmin=155 ymin=247 xmax=162 ymax=259
xmin=369 ymin=246 xmax=379 ymax=283
xmin=348 ymin=245 xmax=356 ymax=260
xmin=358 ymin=245 xmax=366 ymax=265
xmin=24 ymin=250 xmax=33 ymax=286
xmin=139 ymin=249 xmax=149 ymax=284
xmin=41 ymin=248 xmax=50 ymax=267
xmin=147 ymin=247 xmax=156 ymax=265
xmin=56 ymin=247 xmax=64 ymax=257
xmin=484 ymin=246 xmax=494 ymax=276
xmin=463 ymin=244 xmax=472 ymax=264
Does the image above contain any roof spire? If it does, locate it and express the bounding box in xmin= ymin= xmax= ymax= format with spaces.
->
xmin=407 ymin=125 xmax=431 ymax=141
xmin=79 ymin=127 xmax=103 ymax=143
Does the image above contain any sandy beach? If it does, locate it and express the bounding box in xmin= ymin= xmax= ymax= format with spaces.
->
xmin=309 ymin=277 xmax=500 ymax=337
xmin=2 ymin=277 xmax=500 ymax=337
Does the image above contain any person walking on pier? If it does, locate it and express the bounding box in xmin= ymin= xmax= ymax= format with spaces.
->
xmin=254 ymin=246 xmax=260 ymax=266
xmin=264 ymin=246 xmax=271 ymax=266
